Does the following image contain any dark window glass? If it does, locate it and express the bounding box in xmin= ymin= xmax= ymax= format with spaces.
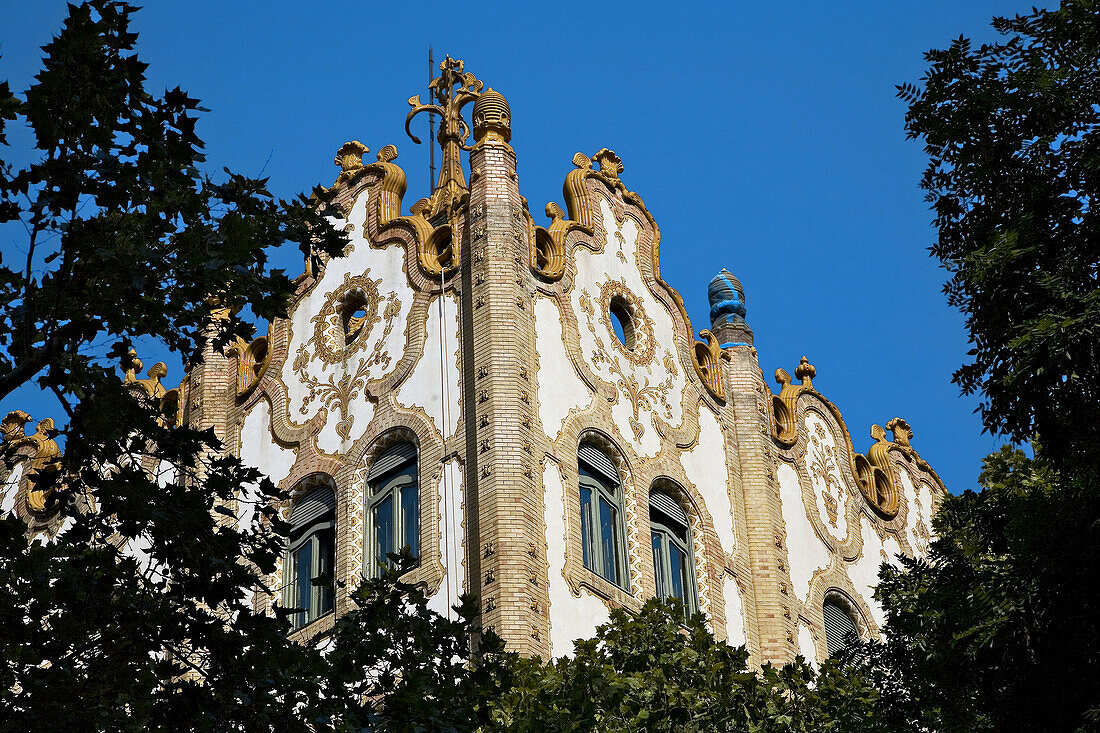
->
xmin=650 ymin=489 xmax=698 ymax=621
xmin=365 ymin=444 xmax=419 ymax=578
xmin=577 ymin=447 xmax=629 ymax=591
xmin=283 ymin=485 xmax=336 ymax=631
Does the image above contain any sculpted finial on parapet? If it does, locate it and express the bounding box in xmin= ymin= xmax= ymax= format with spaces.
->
xmin=794 ymin=356 xmax=816 ymax=389
xmin=335 ymin=141 xmax=368 ymax=172
xmin=886 ymin=417 xmax=913 ymax=447
xmin=405 ymin=54 xmax=484 ymax=210
xmin=472 ymin=88 xmax=511 ymax=144
xmin=708 ymin=269 xmax=752 ymax=347
xmin=592 ymin=148 xmax=623 ymax=179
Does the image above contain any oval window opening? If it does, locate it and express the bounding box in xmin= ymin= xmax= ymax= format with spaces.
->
xmin=609 ymin=297 xmax=636 ymax=351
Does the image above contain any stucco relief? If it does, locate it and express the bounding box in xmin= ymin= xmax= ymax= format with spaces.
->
xmin=569 ymin=198 xmax=686 ymax=458
xmin=897 ymin=468 xmax=933 ymax=557
xmin=279 ymin=190 xmax=415 ymax=451
xmin=803 ymin=410 xmax=850 ymax=544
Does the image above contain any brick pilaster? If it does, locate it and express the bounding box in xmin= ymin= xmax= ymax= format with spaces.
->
xmin=463 ymin=139 xmax=547 ymax=657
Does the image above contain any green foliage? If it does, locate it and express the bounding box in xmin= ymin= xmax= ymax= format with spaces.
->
xmin=870 ymin=449 xmax=1100 ymax=731
xmin=315 ymin=551 xmax=514 ymax=733
xmin=0 ymin=2 xmax=348 ymax=729
xmin=884 ymin=6 xmax=1100 ymax=728
xmin=897 ymin=0 xmax=1100 ymax=475
xmin=490 ymin=599 xmax=891 ymax=733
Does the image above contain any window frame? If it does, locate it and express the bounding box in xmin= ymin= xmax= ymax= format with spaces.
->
xmin=578 ymin=450 xmax=630 ymax=592
xmin=649 ymin=489 xmax=698 ymax=620
xmin=364 ymin=445 xmax=419 ymax=579
xmin=822 ymin=596 xmax=861 ymax=657
xmin=282 ymin=488 xmax=336 ymax=631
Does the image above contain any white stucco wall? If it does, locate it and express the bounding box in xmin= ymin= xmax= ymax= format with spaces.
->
xmin=427 ymin=457 xmax=465 ymax=618
xmin=568 ymin=198 xmax=686 ymax=459
xmin=682 ymin=406 xmax=735 ymax=554
xmin=778 ymin=461 xmax=831 ymax=603
xmin=395 ymin=293 xmax=461 ymax=440
xmin=723 ymin=574 xmax=746 ymax=647
xmin=848 ymin=514 xmax=901 ymax=628
xmin=544 ymin=461 xmax=610 ymax=658
xmin=238 ymin=398 xmax=297 ymax=528
xmin=1 ymin=463 xmax=23 ymax=516
xmin=798 ymin=623 xmax=817 ymax=668
xmin=534 ymin=298 xmax=592 ymax=441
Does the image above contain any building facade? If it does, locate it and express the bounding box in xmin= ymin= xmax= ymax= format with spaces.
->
xmin=0 ymin=58 xmax=945 ymax=667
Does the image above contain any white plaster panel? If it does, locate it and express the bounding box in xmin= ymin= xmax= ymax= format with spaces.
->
xmin=798 ymin=623 xmax=818 ymax=668
xmin=239 ymin=399 xmax=296 ymax=528
xmin=778 ymin=461 xmax=831 ymax=603
xmin=544 ymin=461 xmax=609 ymax=658
xmin=395 ymin=293 xmax=461 ymax=440
xmin=803 ymin=411 xmax=849 ymax=543
xmin=281 ymin=189 xmax=415 ymax=446
xmin=722 ymin=574 xmax=746 ymax=648
xmin=682 ymin=407 xmax=735 ymax=554
xmin=1 ymin=463 xmax=23 ymax=516
xmin=427 ymin=458 xmax=465 ymax=618
xmin=568 ymin=198 xmax=686 ymax=458
xmin=848 ymin=514 xmax=901 ymax=628
xmin=534 ymin=298 xmax=592 ymax=441
xmin=897 ymin=468 xmax=933 ymax=558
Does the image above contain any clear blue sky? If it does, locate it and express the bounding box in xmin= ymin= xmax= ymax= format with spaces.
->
xmin=1 ymin=1 xmax=1044 ymax=493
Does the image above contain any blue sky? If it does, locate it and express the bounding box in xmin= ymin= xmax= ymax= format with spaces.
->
xmin=1 ymin=1 xmax=1044 ymax=493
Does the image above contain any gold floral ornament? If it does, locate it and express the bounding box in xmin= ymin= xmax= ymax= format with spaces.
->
xmin=293 ymin=270 xmax=403 ymax=442
xmin=1 ymin=410 xmax=61 ymax=515
xmin=692 ymin=329 xmax=730 ymax=403
xmin=308 ymin=272 xmax=384 ymax=365
xmin=597 ymin=279 xmax=656 ymax=367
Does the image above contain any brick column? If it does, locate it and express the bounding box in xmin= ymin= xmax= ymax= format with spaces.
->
xmin=463 ymin=135 xmax=547 ymax=657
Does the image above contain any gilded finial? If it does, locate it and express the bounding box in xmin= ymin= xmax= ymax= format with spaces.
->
xmin=885 ymin=417 xmax=913 ymax=447
xmin=794 ymin=356 xmax=816 ymax=387
xmin=593 ymin=148 xmax=623 ymax=179
xmin=472 ymin=88 xmax=511 ymax=144
xmin=335 ymin=141 xmax=368 ymax=172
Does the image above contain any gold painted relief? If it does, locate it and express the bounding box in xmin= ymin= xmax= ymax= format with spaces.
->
xmin=804 ymin=411 xmax=849 ymax=544
xmin=578 ymin=286 xmax=676 ymax=441
xmin=291 ymin=269 xmax=403 ymax=441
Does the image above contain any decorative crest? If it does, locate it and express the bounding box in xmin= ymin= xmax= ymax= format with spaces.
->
xmin=405 ymin=55 xmax=484 ymax=217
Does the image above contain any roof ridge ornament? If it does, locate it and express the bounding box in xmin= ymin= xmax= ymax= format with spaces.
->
xmin=405 ymin=55 xmax=484 ymax=219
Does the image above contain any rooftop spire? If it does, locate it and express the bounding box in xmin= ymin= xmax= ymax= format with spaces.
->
xmin=405 ymin=55 xmax=483 ymax=219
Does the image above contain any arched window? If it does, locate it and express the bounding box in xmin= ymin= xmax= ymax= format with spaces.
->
xmin=578 ymin=442 xmax=629 ymax=590
xmin=283 ymin=484 xmax=336 ymax=630
xmin=649 ymin=487 xmax=697 ymax=620
xmin=365 ymin=441 xmax=419 ymax=578
xmin=823 ymin=597 xmax=860 ymax=656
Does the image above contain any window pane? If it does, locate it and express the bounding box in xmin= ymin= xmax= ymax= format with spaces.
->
xmin=599 ymin=496 xmax=618 ymax=585
xmin=668 ymin=541 xmax=687 ymax=604
xmin=580 ymin=486 xmax=594 ymax=572
xmin=293 ymin=541 xmax=312 ymax=628
xmin=373 ymin=494 xmax=394 ymax=575
xmin=652 ymin=530 xmax=665 ymax=598
xmin=316 ymin=528 xmax=335 ymax=616
xmin=400 ymin=480 xmax=419 ymax=560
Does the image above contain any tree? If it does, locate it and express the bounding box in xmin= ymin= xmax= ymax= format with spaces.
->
xmin=490 ymin=599 xmax=891 ymax=733
xmin=897 ymin=1 xmax=1100 ymax=477
xmin=876 ymin=3 xmax=1100 ymax=730
xmin=0 ymin=2 xmax=348 ymax=729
